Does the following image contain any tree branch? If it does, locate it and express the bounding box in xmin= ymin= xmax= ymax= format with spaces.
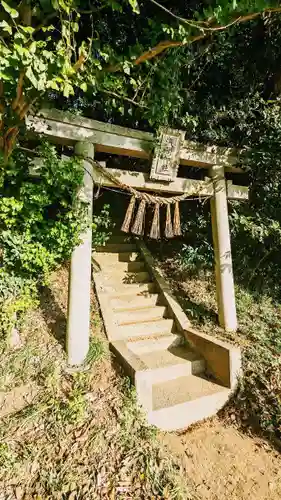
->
xmin=100 ymin=89 xmax=148 ymax=108
xmin=148 ymin=0 xmax=194 ymax=25
xmin=135 ymin=7 xmax=281 ymax=65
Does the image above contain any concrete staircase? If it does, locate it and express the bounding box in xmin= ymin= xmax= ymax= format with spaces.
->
xmin=93 ymin=235 xmax=241 ymax=431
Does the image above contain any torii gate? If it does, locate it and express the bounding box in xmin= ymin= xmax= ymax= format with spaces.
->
xmin=27 ymin=109 xmax=248 ymax=367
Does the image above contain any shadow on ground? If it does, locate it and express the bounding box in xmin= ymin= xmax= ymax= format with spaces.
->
xmin=166 ymin=270 xmax=218 ymax=326
xmin=39 ymin=286 xmax=67 ymax=350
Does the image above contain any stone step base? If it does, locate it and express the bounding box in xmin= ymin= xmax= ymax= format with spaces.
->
xmin=148 ymin=375 xmax=230 ymax=431
xmin=115 ymin=306 xmax=167 ymax=326
xmin=100 ymin=271 xmax=151 ymax=284
xmin=93 ymin=251 xmax=141 ymax=264
xmin=111 ymin=294 xmax=160 ymax=311
xmin=95 ymin=243 xmax=137 ymax=253
xmin=117 ymin=318 xmax=174 ymax=341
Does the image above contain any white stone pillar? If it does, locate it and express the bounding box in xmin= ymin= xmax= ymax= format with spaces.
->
xmin=209 ymin=165 xmax=237 ymax=332
xmin=67 ymin=142 xmax=94 ymax=366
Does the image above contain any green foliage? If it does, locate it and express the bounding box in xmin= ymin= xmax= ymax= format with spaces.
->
xmin=0 ymin=270 xmax=37 ymax=339
xmin=86 ymin=336 xmax=108 ymax=365
xmin=0 ymin=0 xmax=89 ymax=103
xmin=0 ymin=143 xmax=113 ymax=339
xmin=236 ymin=289 xmax=281 ymax=438
xmin=92 ymin=203 xmax=114 ymax=247
xmin=139 ymin=13 xmax=281 ymax=296
xmin=0 ymin=143 xmax=86 ymax=280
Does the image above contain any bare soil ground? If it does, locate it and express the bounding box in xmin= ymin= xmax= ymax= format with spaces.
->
xmin=1 ymin=265 xmax=281 ymax=499
xmin=162 ymin=419 xmax=281 ymax=500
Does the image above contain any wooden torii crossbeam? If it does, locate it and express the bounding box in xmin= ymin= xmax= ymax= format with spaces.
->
xmin=26 ymin=108 xmax=248 ymax=367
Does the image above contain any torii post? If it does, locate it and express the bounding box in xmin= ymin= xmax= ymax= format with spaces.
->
xmin=209 ymin=165 xmax=237 ymax=332
xmin=67 ymin=142 xmax=95 ymax=366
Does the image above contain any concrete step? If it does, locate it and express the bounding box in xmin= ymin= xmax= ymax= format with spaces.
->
xmin=124 ymin=341 xmax=205 ymax=384
xmin=127 ymin=334 xmax=184 ymax=355
xmin=117 ymin=318 xmax=174 ymax=340
xmin=148 ymin=375 xmax=230 ymax=431
xmin=100 ymin=282 xmax=157 ymax=296
xmin=115 ymin=306 xmax=166 ymax=326
xmin=139 ymin=346 xmax=205 ymax=380
xmin=100 ymin=271 xmax=151 ymax=284
xmin=95 ymin=243 xmax=137 ymax=253
xmin=93 ymin=251 xmax=141 ymax=264
xmin=111 ymin=294 xmax=160 ymax=312
xmin=96 ymin=260 xmax=145 ymax=273
xmin=105 ymin=235 xmax=132 ymax=244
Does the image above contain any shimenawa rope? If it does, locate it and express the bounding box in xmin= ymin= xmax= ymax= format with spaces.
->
xmin=80 ymin=156 xmax=212 ymax=239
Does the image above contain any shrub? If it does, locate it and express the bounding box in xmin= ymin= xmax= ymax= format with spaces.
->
xmin=0 ymin=270 xmax=37 ymax=340
xmin=0 ymin=143 xmax=113 ymax=338
xmin=0 ymin=143 xmax=86 ymax=281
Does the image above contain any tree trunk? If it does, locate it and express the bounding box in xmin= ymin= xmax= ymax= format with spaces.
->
xmin=0 ymin=73 xmax=29 ymax=160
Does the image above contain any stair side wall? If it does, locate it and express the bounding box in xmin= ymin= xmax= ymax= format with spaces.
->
xmin=137 ymin=239 xmax=242 ymax=390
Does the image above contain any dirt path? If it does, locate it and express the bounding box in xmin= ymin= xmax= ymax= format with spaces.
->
xmin=162 ymin=418 xmax=281 ymax=500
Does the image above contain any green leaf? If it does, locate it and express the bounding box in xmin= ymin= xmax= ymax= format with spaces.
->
xmin=19 ymin=26 xmax=35 ymax=34
xmin=72 ymin=22 xmax=79 ymax=33
xmin=0 ymin=19 xmax=12 ymax=34
xmin=63 ymin=82 xmax=74 ymax=97
xmin=80 ymin=82 xmax=87 ymax=92
xmin=29 ymin=42 xmax=37 ymax=54
xmin=1 ymin=0 xmax=19 ymax=18
xmin=58 ymin=0 xmax=70 ymax=14
xmin=128 ymin=0 xmax=140 ymax=14
xmin=42 ymin=25 xmax=55 ymax=32
xmin=123 ymin=61 xmax=131 ymax=75
xmin=26 ymin=67 xmax=38 ymax=89
xmin=47 ymin=80 xmax=59 ymax=90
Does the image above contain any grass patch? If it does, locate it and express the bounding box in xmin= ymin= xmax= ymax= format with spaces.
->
xmin=235 ymin=289 xmax=281 ymax=440
xmin=86 ymin=336 xmax=108 ymax=365
xmin=0 ymin=367 xmax=190 ymax=498
xmin=0 ymin=268 xmax=192 ymax=499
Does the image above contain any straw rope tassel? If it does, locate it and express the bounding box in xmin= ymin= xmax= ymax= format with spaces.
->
xmin=121 ymin=195 xmax=136 ymax=233
xmin=165 ymin=204 xmax=174 ymax=239
xmin=173 ymin=201 xmax=181 ymax=236
xmin=131 ymin=199 xmax=146 ymax=235
xmin=150 ymin=203 xmax=161 ymax=240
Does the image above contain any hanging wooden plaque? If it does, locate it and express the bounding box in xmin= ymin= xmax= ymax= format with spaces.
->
xmin=150 ymin=128 xmax=185 ymax=182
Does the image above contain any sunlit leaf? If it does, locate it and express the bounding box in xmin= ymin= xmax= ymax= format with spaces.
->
xmin=26 ymin=66 xmax=38 ymax=89
xmin=80 ymin=82 xmax=87 ymax=92
xmin=0 ymin=19 xmax=12 ymax=34
xmin=1 ymin=0 xmax=18 ymax=18
xmin=128 ymin=0 xmax=140 ymax=14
